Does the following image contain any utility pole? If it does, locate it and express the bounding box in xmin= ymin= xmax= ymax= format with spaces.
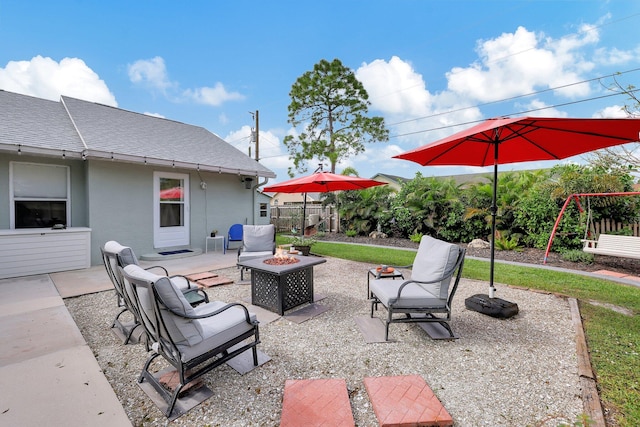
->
xmin=254 ymin=110 xmax=259 ymax=161
xmin=249 ymin=110 xmax=260 ymax=161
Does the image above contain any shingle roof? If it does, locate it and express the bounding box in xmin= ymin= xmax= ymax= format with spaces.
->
xmin=0 ymin=90 xmax=85 ymax=154
xmin=0 ymin=90 xmax=275 ymax=178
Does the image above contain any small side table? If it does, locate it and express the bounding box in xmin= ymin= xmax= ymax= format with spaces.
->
xmin=367 ymin=267 xmax=405 ymax=298
xmin=206 ymin=235 xmax=225 ymax=253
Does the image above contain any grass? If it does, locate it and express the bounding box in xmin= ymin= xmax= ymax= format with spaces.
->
xmin=279 ymin=236 xmax=640 ymax=426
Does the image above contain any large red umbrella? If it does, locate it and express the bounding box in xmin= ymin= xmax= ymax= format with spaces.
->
xmin=394 ymin=116 xmax=640 ymax=297
xmin=263 ymin=170 xmax=387 ymax=234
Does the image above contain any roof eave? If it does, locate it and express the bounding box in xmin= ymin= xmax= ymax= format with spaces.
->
xmin=0 ymin=143 xmax=277 ymax=178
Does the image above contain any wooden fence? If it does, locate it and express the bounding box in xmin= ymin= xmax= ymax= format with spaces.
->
xmin=593 ymin=218 xmax=640 ymax=237
xmin=270 ymin=205 xmax=339 ymax=233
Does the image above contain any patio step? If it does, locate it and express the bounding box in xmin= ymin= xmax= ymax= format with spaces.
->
xmin=364 ymin=375 xmax=453 ymax=427
xmin=280 ymin=378 xmax=354 ymax=427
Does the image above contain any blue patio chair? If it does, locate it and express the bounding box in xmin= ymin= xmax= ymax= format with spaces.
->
xmin=227 ymin=223 xmax=243 ymax=250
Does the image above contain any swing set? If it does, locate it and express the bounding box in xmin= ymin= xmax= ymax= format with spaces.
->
xmin=543 ymin=191 xmax=640 ymax=264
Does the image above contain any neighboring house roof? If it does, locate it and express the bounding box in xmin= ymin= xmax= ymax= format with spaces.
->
xmin=0 ymin=90 xmax=275 ymax=178
xmin=266 ymin=192 xmax=323 ymax=204
xmin=370 ymin=173 xmax=410 ymax=191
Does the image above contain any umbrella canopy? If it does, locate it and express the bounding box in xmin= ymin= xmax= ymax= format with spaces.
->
xmin=263 ymin=171 xmax=387 ymax=234
xmin=394 ymin=116 xmax=640 ymax=297
xmin=263 ymin=171 xmax=387 ymax=193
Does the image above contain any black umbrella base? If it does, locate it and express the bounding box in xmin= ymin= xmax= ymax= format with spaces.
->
xmin=465 ymin=294 xmax=519 ymax=318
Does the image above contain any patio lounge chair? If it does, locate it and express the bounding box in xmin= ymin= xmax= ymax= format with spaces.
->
xmin=237 ymin=224 xmax=276 ymax=280
xmin=369 ymin=235 xmax=466 ymax=341
xmin=227 ymin=223 xmax=243 ymax=250
xmin=121 ymin=264 xmax=261 ymax=418
xmin=101 ymin=241 xmax=208 ymax=344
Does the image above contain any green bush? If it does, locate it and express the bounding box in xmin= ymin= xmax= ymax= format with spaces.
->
xmin=409 ymin=233 xmax=423 ymax=243
xmin=494 ymin=231 xmax=523 ymax=251
xmin=561 ymin=249 xmax=594 ymax=264
xmin=345 ymin=229 xmax=357 ymax=237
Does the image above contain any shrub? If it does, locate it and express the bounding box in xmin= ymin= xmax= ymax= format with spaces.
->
xmin=494 ymin=230 xmax=523 ymax=251
xmin=409 ymin=233 xmax=423 ymax=243
xmin=561 ymin=249 xmax=594 ymax=264
xmin=345 ymin=229 xmax=357 ymax=237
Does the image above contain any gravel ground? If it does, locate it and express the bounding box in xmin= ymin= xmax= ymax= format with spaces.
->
xmin=66 ymin=255 xmax=583 ymax=427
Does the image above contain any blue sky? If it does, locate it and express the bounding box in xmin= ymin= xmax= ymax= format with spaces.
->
xmin=2 ymin=1 xmax=640 ymax=183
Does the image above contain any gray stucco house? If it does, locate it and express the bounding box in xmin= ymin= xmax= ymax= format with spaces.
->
xmin=0 ymin=89 xmax=275 ymax=279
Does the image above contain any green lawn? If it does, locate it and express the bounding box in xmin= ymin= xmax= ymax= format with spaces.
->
xmin=280 ymin=237 xmax=640 ymax=426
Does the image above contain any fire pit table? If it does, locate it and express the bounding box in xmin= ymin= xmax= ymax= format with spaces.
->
xmin=237 ymin=255 xmax=326 ymax=315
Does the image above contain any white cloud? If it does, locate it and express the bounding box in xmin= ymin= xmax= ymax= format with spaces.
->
xmin=225 ymin=126 xmax=289 ymax=172
xmin=183 ymin=82 xmax=245 ymax=106
xmin=356 ymin=56 xmax=483 ymax=150
xmin=447 ymin=25 xmax=597 ymax=102
xmin=127 ymin=56 xmax=174 ymax=92
xmin=594 ymin=46 xmax=636 ymax=66
xmin=128 ymin=56 xmax=244 ymax=107
xmin=143 ymin=112 xmax=165 ymax=118
xmin=592 ymin=105 xmax=628 ymax=118
xmin=0 ymin=55 xmax=117 ymax=105
xmin=356 ymin=56 xmax=432 ymax=116
xmin=515 ymin=99 xmax=568 ymax=118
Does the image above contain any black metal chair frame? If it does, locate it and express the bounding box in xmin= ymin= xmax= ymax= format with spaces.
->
xmin=122 ymin=268 xmax=261 ymax=418
xmin=370 ymin=247 xmax=466 ymax=341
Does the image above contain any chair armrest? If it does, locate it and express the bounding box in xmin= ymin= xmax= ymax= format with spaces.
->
xmin=145 ymin=265 xmax=169 ymax=275
xmin=395 ymin=260 xmax=461 ymax=297
xmin=161 ymin=300 xmax=256 ymax=324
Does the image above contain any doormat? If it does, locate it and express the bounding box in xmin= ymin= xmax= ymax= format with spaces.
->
xmin=158 ymin=249 xmax=193 ymax=256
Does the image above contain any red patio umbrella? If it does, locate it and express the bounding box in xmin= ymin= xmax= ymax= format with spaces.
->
xmin=263 ymin=170 xmax=387 ymax=234
xmin=159 ymin=186 xmax=183 ymax=200
xmin=394 ymin=116 xmax=640 ymax=298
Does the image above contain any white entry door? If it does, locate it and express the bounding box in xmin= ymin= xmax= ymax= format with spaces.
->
xmin=154 ymin=172 xmax=190 ymax=248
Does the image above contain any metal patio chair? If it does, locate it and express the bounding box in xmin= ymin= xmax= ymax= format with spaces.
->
xmin=226 ymin=223 xmax=244 ymax=250
xmin=237 ymin=224 xmax=276 ymax=280
xmin=121 ymin=264 xmax=261 ymax=418
xmin=370 ymin=235 xmax=466 ymax=341
xmin=101 ymin=241 xmax=208 ymax=344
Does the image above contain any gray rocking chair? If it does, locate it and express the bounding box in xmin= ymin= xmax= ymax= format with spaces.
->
xmin=101 ymin=241 xmax=208 ymax=345
xmin=121 ymin=264 xmax=261 ymax=419
xmin=370 ymin=235 xmax=466 ymax=341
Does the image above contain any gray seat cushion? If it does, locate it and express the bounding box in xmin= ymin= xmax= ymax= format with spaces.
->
xmin=178 ymin=302 xmax=257 ymax=362
xmin=104 ymin=240 xmax=139 ymax=267
xmin=242 ymin=224 xmax=275 ymax=252
xmin=124 ymin=264 xmax=201 ymax=346
xmin=238 ymin=250 xmax=274 ymax=263
xmin=411 ymin=236 xmax=460 ymax=299
xmin=370 ymin=280 xmax=445 ymax=308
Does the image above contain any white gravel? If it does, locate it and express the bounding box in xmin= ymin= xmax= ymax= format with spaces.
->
xmin=65 ymin=257 xmax=583 ymax=426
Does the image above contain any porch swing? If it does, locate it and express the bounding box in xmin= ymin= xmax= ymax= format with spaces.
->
xmin=544 ymin=192 xmax=640 ymax=263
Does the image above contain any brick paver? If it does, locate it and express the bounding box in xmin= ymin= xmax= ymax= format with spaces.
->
xmin=280 ymin=378 xmax=355 ymax=427
xmin=364 ymin=375 xmax=453 ymax=427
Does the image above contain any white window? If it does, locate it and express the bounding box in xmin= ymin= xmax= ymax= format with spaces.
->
xmin=10 ymin=162 xmax=70 ymax=228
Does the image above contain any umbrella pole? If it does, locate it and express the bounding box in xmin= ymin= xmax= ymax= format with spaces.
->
xmin=302 ymin=193 xmax=307 ymax=236
xmin=489 ymin=143 xmax=498 ymax=298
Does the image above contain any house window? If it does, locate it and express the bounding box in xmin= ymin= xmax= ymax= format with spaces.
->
xmin=11 ymin=162 xmax=70 ymax=228
xmin=260 ymin=203 xmax=268 ymax=218
xmin=159 ymin=177 xmax=185 ymax=227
